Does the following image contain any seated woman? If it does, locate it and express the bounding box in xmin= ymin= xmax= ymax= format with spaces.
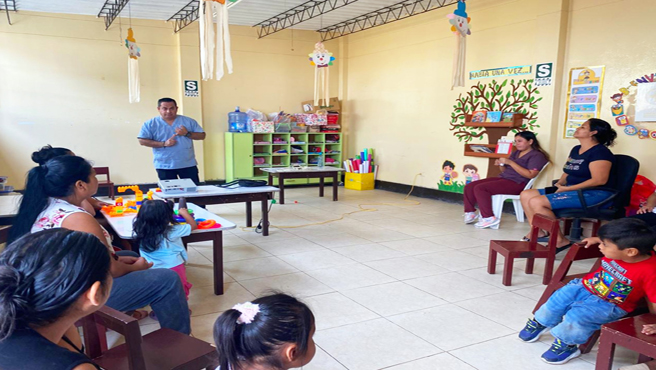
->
xmin=463 ymin=131 xmax=549 ymax=229
xmin=31 ymin=145 xmax=110 ymax=215
xmin=0 ymin=229 xmax=110 ymax=370
xmin=520 ymin=118 xmax=617 ymax=250
xmin=7 ymin=155 xmax=191 ymax=334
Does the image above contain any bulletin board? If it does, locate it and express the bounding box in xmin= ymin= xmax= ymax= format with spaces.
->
xmin=563 ymin=66 xmax=606 ymax=138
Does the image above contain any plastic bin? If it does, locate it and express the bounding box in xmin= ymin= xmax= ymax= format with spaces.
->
xmin=345 ymin=172 xmax=374 ymax=191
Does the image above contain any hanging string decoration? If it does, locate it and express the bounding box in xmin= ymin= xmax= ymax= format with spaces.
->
xmin=309 ymin=42 xmax=335 ymax=107
xmin=447 ymin=0 xmax=471 ymax=89
xmin=610 ymin=73 xmax=656 ymax=139
xmin=125 ymin=28 xmax=141 ymax=103
xmin=199 ymin=0 xmax=236 ymax=81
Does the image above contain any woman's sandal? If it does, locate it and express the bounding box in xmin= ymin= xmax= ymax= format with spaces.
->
xmin=521 ymin=232 xmax=551 ymax=243
xmin=128 ymin=310 xmax=150 ymax=320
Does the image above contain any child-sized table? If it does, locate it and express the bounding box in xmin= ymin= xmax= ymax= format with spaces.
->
xmin=101 ymin=202 xmax=236 ymax=295
xmin=261 ymin=166 xmax=344 ymax=204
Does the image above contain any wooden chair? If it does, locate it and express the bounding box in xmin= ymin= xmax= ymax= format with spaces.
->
xmin=82 ymin=306 xmax=218 ymax=370
xmin=596 ymin=314 xmax=656 ymax=370
xmin=487 ymin=214 xmax=560 ymax=286
xmin=94 ymin=167 xmax=115 ymax=200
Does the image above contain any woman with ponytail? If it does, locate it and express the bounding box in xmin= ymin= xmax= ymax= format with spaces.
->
xmin=0 ymin=229 xmax=110 ymax=369
xmin=30 ymin=145 xmax=111 ymax=215
xmin=9 ymin=156 xmax=192 ymax=335
xmin=213 ymin=293 xmax=316 ymax=370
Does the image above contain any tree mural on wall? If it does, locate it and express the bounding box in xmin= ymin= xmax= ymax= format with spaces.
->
xmin=446 ymin=78 xmax=543 ymax=180
xmin=450 ymin=79 xmax=542 ymax=143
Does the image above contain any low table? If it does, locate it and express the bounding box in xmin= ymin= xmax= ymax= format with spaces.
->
xmin=261 ymin=167 xmax=344 ymax=204
xmin=152 ymin=185 xmax=279 ymax=236
xmin=596 ymin=313 xmax=656 ymax=370
xmin=101 ymin=202 xmax=236 ymax=295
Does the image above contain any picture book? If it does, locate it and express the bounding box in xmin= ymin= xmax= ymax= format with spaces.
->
xmin=471 ymin=111 xmax=487 ymax=123
xmin=470 ymin=145 xmax=494 ymax=153
xmin=501 ymin=112 xmax=515 ymax=122
xmin=485 ymin=111 xmax=502 ymax=122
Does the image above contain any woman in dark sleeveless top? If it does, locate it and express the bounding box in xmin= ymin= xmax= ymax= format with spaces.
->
xmin=0 ymin=229 xmax=111 ymax=370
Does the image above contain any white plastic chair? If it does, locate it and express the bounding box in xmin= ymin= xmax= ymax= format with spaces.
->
xmin=490 ymin=162 xmax=549 ymax=229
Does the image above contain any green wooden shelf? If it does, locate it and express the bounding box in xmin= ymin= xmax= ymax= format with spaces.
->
xmin=225 ymin=132 xmax=342 ymax=185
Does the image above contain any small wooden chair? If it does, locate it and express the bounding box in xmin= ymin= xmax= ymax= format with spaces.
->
xmin=487 ymin=214 xmax=560 ymax=286
xmin=597 ymin=314 xmax=656 ymax=370
xmin=82 ymin=306 xmax=218 ymax=370
xmin=94 ymin=167 xmax=115 ymax=200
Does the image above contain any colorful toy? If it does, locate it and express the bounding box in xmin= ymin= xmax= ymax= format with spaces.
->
xmin=125 ymin=28 xmax=141 ymax=104
xmin=101 ymin=186 xmax=153 ymax=217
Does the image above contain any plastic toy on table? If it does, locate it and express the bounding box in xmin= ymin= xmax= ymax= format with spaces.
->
xmin=101 ymin=186 xmax=154 ymax=217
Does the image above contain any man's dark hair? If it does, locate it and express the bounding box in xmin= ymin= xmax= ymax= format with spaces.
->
xmin=158 ymin=98 xmax=177 ymax=108
xmin=598 ymin=218 xmax=656 ymax=255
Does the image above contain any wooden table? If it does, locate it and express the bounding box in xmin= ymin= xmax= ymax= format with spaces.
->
xmin=596 ymin=314 xmax=656 ymax=370
xmin=261 ymin=167 xmax=344 ymax=204
xmin=152 ymin=185 xmax=279 ymax=236
xmin=102 ymin=202 xmax=236 ymax=295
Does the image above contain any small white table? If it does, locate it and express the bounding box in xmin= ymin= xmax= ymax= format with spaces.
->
xmin=152 ymin=185 xmax=279 ymax=236
xmin=261 ymin=167 xmax=344 ymax=204
xmin=101 ymin=202 xmax=236 ymax=295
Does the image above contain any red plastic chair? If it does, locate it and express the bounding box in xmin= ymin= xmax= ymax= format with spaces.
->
xmin=94 ymin=167 xmax=115 ymax=200
xmin=487 ymin=214 xmax=560 ymax=286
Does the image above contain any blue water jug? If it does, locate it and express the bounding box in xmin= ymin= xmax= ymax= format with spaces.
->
xmin=228 ymin=107 xmax=248 ymax=132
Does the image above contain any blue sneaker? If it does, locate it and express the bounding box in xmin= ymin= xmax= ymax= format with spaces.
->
xmin=541 ymin=339 xmax=581 ymax=364
xmin=518 ymin=318 xmax=548 ymax=342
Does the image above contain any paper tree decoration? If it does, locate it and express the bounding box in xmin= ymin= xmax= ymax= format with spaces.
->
xmin=309 ymin=42 xmax=335 ymax=106
xmin=125 ymin=28 xmax=141 ymax=103
xmin=199 ymin=0 xmax=236 ymax=81
xmin=447 ymin=0 xmax=471 ymax=89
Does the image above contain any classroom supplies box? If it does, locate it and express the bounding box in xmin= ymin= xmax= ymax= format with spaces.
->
xmin=252 ymin=120 xmax=274 ymax=133
xmin=345 ymin=172 xmax=375 ymax=191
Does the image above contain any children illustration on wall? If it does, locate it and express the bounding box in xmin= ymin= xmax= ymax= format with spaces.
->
xmin=463 ymin=164 xmax=479 ymax=184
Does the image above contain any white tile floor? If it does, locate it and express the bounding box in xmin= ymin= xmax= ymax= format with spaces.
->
xmin=129 ymin=187 xmax=641 ymax=369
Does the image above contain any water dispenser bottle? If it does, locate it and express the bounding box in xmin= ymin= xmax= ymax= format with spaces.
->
xmin=228 ymin=107 xmax=248 ymax=133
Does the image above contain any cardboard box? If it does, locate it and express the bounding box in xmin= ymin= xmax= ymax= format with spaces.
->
xmin=345 ymin=172 xmax=375 ymax=191
xmin=301 ymin=97 xmax=341 ymax=113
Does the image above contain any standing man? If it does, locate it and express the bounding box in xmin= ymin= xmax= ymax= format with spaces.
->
xmin=138 ymin=97 xmax=206 ymax=184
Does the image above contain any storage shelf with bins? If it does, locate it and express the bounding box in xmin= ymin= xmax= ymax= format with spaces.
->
xmin=462 ymin=113 xmax=524 ymax=177
xmin=225 ymin=132 xmax=343 ymax=186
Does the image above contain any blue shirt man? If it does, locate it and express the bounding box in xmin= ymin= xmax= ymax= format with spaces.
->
xmin=138 ymin=98 xmax=206 ymax=184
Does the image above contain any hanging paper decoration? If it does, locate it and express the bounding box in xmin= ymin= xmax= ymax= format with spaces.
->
xmin=199 ymin=0 xmax=236 ymax=81
xmin=125 ymin=28 xmax=141 ymax=103
xmin=447 ymin=0 xmax=471 ymax=89
xmin=309 ymin=42 xmax=335 ymax=107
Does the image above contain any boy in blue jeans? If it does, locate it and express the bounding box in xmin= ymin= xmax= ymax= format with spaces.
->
xmin=519 ymin=218 xmax=656 ymax=364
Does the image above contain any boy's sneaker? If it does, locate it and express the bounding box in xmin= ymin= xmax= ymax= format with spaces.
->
xmin=474 ymin=216 xmax=500 ymax=229
xmin=518 ymin=318 xmax=548 ymax=342
xmin=541 ymin=339 xmax=581 ymax=364
xmin=464 ymin=212 xmax=478 ymax=224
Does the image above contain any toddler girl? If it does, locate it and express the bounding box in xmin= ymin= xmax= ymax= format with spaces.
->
xmin=214 ymin=293 xmax=316 ymax=370
xmin=133 ymin=199 xmax=196 ymax=298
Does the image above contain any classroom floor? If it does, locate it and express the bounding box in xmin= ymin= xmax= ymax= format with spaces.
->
xmin=118 ymin=187 xmax=639 ymax=370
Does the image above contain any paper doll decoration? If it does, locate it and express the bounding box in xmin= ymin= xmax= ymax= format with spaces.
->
xmin=610 ymin=73 xmax=656 ymax=140
xmin=447 ymin=0 xmax=471 ymax=89
xmin=441 ymin=160 xmax=458 ymax=185
xmin=309 ymin=42 xmax=335 ymax=107
xmin=200 ymin=0 xmax=236 ymax=81
xmin=125 ymin=28 xmax=141 ymax=103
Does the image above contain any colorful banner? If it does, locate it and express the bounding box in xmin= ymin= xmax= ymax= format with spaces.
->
xmin=564 ymin=66 xmax=606 ymax=138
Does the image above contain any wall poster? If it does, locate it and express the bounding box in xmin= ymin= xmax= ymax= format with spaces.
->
xmin=563 ymin=66 xmax=605 ymax=138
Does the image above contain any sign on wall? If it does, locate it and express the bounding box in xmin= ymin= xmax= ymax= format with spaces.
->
xmin=563 ymin=66 xmax=606 ymax=138
xmin=184 ymin=80 xmax=199 ymax=98
xmin=469 ymin=65 xmax=532 ymax=80
xmin=535 ymin=63 xmax=553 ymax=86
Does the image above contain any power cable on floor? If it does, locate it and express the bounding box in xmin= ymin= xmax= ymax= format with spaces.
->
xmin=247 ymin=173 xmax=423 ymax=233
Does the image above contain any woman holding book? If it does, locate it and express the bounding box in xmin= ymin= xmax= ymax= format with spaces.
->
xmin=520 ymin=119 xmax=616 ymax=250
xmin=463 ymin=131 xmax=549 ymax=229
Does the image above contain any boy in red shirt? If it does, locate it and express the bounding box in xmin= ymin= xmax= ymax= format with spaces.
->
xmin=519 ymin=218 xmax=656 ymax=364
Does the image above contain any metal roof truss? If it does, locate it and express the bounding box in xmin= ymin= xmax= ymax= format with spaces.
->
xmin=1 ymin=0 xmax=16 ymax=25
xmin=97 ymin=0 xmax=131 ymax=30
